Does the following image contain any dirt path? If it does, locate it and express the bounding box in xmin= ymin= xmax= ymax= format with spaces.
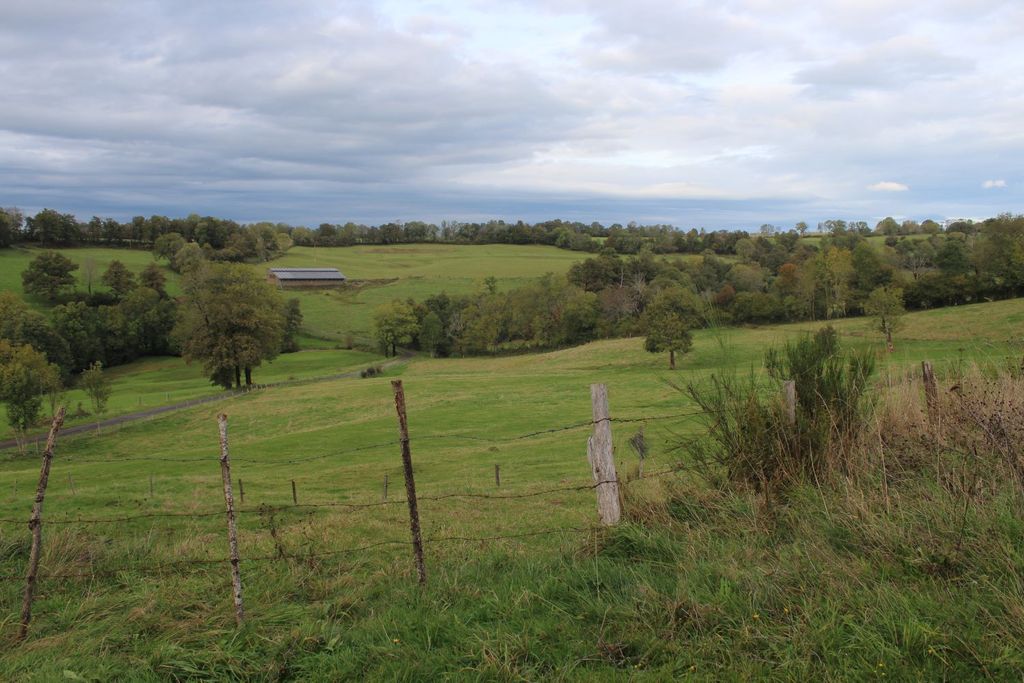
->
xmin=0 ymin=355 xmax=410 ymax=453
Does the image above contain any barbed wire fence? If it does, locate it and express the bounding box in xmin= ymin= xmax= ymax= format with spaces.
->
xmin=2 ymin=380 xmax=712 ymax=640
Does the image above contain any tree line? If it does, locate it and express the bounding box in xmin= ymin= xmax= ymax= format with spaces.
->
xmin=373 ymin=213 xmax=1024 ymax=364
xmin=2 ymin=206 xmax=999 ymax=259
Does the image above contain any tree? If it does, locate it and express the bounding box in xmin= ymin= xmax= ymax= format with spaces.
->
xmin=864 ymin=286 xmax=905 ymax=352
xmin=154 ymin=232 xmax=186 ymax=262
xmin=374 ymin=300 xmax=419 ymax=357
xmin=0 ymin=341 xmax=61 ymax=453
xmin=173 ymin=263 xmax=285 ymax=388
xmin=171 ymin=242 xmax=204 ymax=274
xmin=80 ymin=361 xmax=112 ymax=414
xmin=81 ymin=258 xmax=98 ymax=294
xmin=101 ymin=260 xmax=137 ymax=298
xmin=419 ymin=311 xmax=444 ymax=357
xmin=643 ymin=287 xmax=697 ymax=369
xmin=140 ymin=262 xmax=167 ymax=296
xmin=0 ymin=209 xmax=16 ymax=248
xmin=281 ymin=298 xmax=303 ymax=353
xmin=21 ymin=251 xmax=78 ymax=301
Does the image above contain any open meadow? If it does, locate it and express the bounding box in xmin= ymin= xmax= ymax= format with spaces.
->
xmin=1 ymin=299 xmax=1022 ymax=679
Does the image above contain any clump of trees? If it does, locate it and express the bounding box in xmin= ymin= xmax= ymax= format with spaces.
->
xmin=0 ymin=341 xmax=61 ymax=453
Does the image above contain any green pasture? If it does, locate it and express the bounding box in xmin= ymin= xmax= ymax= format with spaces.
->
xmin=1 ymin=244 xmax=588 ymax=343
xmin=1 ymin=299 xmax=1022 ymax=679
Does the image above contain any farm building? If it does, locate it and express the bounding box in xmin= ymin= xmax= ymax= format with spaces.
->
xmin=267 ymin=267 xmax=346 ymax=289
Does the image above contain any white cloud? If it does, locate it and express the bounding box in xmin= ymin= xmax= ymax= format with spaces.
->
xmin=982 ymin=179 xmax=1007 ymax=188
xmin=867 ymin=181 xmax=910 ymax=192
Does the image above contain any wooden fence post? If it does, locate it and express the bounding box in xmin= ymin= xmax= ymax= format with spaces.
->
xmin=922 ymin=361 xmax=938 ymax=420
xmin=391 ymin=380 xmax=426 ymax=585
xmin=238 ymin=479 xmax=245 ymax=504
xmin=783 ymin=380 xmax=797 ymax=426
xmin=494 ymin=463 xmax=501 ymax=488
xmin=588 ymin=384 xmax=621 ymax=526
xmin=291 ymin=480 xmax=297 ymax=505
xmin=383 ymin=474 xmax=389 ymax=501
xmin=18 ymin=407 xmax=66 ymax=641
xmin=217 ymin=414 xmax=245 ymax=626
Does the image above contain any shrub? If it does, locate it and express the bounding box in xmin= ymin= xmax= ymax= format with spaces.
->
xmin=683 ymin=326 xmax=876 ymax=492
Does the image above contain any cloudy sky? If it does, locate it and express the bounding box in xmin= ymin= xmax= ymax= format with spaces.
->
xmin=1 ymin=0 xmax=1021 ymax=229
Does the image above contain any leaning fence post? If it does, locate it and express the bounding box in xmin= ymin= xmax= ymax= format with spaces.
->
xmin=291 ymin=480 xmax=298 ymax=505
xmin=217 ymin=414 xmax=245 ymax=626
xmin=494 ymin=463 xmax=501 ymax=488
xmin=391 ymin=380 xmax=426 ymax=585
xmin=588 ymin=384 xmax=621 ymax=526
xmin=18 ymin=407 xmax=66 ymax=641
xmin=922 ymin=361 xmax=938 ymax=420
xmin=783 ymin=380 xmax=797 ymax=426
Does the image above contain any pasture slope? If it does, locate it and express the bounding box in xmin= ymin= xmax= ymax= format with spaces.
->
xmin=1 ymin=299 xmax=1022 ymax=680
xmin=0 ymin=243 xmax=590 ymax=343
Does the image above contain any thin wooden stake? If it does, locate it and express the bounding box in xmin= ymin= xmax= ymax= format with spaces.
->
xmin=391 ymin=380 xmax=426 ymax=585
xmin=922 ymin=361 xmax=938 ymax=420
xmin=588 ymin=384 xmax=621 ymax=526
xmin=217 ymin=414 xmax=245 ymax=626
xmin=238 ymin=479 xmax=245 ymax=504
xmin=783 ymin=380 xmax=797 ymax=426
xmin=383 ymin=474 xmax=389 ymax=501
xmin=494 ymin=463 xmax=501 ymax=488
xmin=18 ymin=407 xmax=66 ymax=641
xmin=291 ymin=479 xmax=298 ymax=505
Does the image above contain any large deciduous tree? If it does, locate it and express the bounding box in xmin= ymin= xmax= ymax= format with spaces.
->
xmin=173 ymin=263 xmax=285 ymax=388
xmin=21 ymin=251 xmax=78 ymax=301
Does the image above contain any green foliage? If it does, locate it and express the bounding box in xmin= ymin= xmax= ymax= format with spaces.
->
xmin=419 ymin=311 xmax=444 ymax=357
xmin=643 ymin=287 xmax=697 ymax=369
xmin=281 ymin=298 xmax=303 ymax=353
xmin=373 ymin=300 xmax=419 ymax=357
xmin=79 ymin=360 xmax=112 ymax=415
xmin=21 ymin=250 xmax=78 ymax=301
xmin=100 ymin=259 xmax=137 ymax=298
xmin=173 ymin=263 xmax=285 ymax=387
xmin=171 ymin=242 xmax=204 ymax=274
xmin=0 ymin=340 xmax=60 ymax=440
xmin=864 ymin=286 xmax=905 ymax=350
xmin=139 ymin=262 xmax=167 ymax=296
xmin=153 ymin=232 xmax=186 ymax=262
xmin=687 ymin=326 xmax=876 ymax=490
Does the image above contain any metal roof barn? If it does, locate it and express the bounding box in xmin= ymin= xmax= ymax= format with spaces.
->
xmin=267 ymin=268 xmax=346 ymax=288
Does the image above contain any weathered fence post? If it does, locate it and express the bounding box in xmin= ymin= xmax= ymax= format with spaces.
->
xmin=494 ymin=463 xmax=501 ymax=488
xmin=291 ymin=480 xmax=298 ymax=505
xmin=238 ymin=478 xmax=245 ymax=504
xmin=783 ymin=380 xmax=797 ymax=426
xmin=217 ymin=414 xmax=245 ymax=626
xmin=588 ymin=384 xmax=621 ymax=526
xmin=18 ymin=407 xmax=66 ymax=641
xmin=922 ymin=361 xmax=938 ymax=420
xmin=383 ymin=474 xmax=389 ymax=501
xmin=391 ymin=380 xmax=426 ymax=585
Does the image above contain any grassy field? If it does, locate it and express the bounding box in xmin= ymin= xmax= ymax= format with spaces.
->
xmin=1 ymin=244 xmax=589 ymax=345
xmin=0 ymin=349 xmax=385 ymax=442
xmin=1 ymin=299 xmax=1021 ymax=679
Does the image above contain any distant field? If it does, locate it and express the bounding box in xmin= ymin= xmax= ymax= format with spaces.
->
xmin=0 ymin=244 xmax=588 ymax=343
xmin=1 ymin=299 xmax=1021 ymax=678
